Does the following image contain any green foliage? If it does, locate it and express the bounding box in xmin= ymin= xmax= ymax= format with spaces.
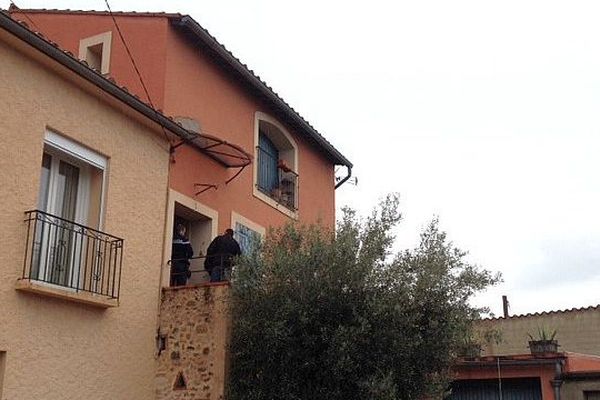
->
xmin=228 ymin=194 xmax=500 ymax=400
xmin=456 ymin=328 xmax=503 ymax=357
xmin=527 ymin=327 xmax=558 ymax=342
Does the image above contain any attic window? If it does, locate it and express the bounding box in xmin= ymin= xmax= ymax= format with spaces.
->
xmin=78 ymin=31 xmax=112 ymax=74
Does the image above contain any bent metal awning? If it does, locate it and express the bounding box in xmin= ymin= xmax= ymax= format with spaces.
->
xmin=185 ymin=133 xmax=252 ymax=169
xmin=170 ymin=128 xmax=252 ymax=190
xmin=0 ymin=11 xmax=251 ymax=172
xmin=169 ymin=117 xmax=252 ymax=169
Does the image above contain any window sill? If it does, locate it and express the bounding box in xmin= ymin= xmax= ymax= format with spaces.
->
xmin=253 ymin=187 xmax=298 ymax=219
xmin=15 ymin=279 xmax=118 ymax=308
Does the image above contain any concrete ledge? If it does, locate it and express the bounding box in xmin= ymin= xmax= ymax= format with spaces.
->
xmin=15 ymin=279 xmax=118 ymax=308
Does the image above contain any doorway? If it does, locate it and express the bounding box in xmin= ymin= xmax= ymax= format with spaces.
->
xmin=172 ymin=202 xmax=214 ymax=284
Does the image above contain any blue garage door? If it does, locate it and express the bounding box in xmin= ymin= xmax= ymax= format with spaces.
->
xmin=447 ymin=378 xmax=542 ymax=400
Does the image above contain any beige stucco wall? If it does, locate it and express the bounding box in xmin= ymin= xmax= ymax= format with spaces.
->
xmin=561 ymin=379 xmax=600 ymax=400
xmin=478 ymin=307 xmax=600 ymax=356
xmin=0 ymin=31 xmax=170 ymax=399
xmin=156 ymin=284 xmax=230 ymax=400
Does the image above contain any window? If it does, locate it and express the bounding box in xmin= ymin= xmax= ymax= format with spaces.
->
xmin=78 ymin=31 xmax=112 ymax=74
xmin=586 ymin=391 xmax=600 ymax=400
xmin=231 ymin=212 xmax=265 ymax=255
xmin=257 ymin=132 xmax=279 ymax=195
xmin=38 ymin=131 xmax=106 ymax=229
xmin=235 ymin=222 xmax=260 ymax=254
xmin=20 ymin=131 xmax=123 ymax=301
xmin=253 ymin=113 xmax=299 ymax=216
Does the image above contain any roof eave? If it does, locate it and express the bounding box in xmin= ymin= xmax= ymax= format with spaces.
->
xmin=0 ymin=12 xmax=222 ymax=159
xmin=175 ymin=15 xmax=353 ymax=168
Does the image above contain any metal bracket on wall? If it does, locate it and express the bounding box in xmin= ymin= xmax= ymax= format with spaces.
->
xmin=225 ymin=164 xmax=247 ymax=185
xmin=194 ymin=183 xmax=218 ymax=196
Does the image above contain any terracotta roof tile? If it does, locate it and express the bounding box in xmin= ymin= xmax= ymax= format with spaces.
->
xmin=9 ymin=6 xmax=182 ymax=18
xmin=482 ymin=304 xmax=600 ymax=321
xmin=3 ymin=12 xmax=177 ymax=133
xmin=8 ymin=6 xmax=352 ymax=167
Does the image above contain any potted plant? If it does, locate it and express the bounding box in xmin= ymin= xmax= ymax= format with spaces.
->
xmin=528 ymin=327 xmax=559 ymax=354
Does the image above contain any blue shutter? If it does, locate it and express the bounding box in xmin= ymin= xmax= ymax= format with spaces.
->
xmin=258 ymin=132 xmax=279 ymax=193
xmin=235 ymin=222 xmax=260 ymax=254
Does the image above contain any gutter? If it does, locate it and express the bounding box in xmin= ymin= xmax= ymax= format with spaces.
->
xmin=456 ymin=358 xmax=565 ymax=368
xmin=335 ymin=166 xmax=352 ymax=189
xmin=551 ymin=360 xmax=563 ymax=400
xmin=175 ymin=16 xmax=353 ymax=169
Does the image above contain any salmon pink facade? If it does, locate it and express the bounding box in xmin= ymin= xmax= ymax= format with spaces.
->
xmin=2 ymin=9 xmax=351 ymax=399
xmin=10 ymin=10 xmax=351 ymax=277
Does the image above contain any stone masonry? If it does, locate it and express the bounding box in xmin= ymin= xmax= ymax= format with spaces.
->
xmin=156 ymin=283 xmax=230 ymax=400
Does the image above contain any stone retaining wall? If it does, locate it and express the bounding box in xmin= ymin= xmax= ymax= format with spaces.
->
xmin=155 ymin=283 xmax=230 ymax=400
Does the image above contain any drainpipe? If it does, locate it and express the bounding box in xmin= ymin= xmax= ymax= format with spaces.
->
xmin=335 ymin=165 xmax=352 ymax=189
xmin=551 ymin=359 xmax=563 ymax=400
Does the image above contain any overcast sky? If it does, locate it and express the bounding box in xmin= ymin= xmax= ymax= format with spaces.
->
xmin=5 ymin=0 xmax=600 ymax=316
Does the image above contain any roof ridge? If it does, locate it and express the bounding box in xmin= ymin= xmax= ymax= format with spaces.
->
xmin=176 ymin=15 xmax=352 ymax=167
xmin=9 ymin=6 xmax=183 ymax=18
xmin=8 ymin=7 xmax=352 ymax=167
xmin=482 ymin=304 xmax=600 ymax=321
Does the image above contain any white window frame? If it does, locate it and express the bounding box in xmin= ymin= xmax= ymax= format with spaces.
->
xmin=44 ymin=130 xmax=108 ymax=228
xmin=162 ymin=189 xmax=219 ymax=287
xmin=33 ymin=131 xmax=108 ymax=292
xmin=231 ymin=211 xmax=265 ymax=254
xmin=253 ymin=112 xmax=299 ymax=219
xmin=78 ymin=31 xmax=112 ymax=75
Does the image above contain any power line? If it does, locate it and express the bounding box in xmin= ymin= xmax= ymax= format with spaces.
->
xmin=103 ymin=0 xmax=173 ymax=146
xmin=102 ymin=1 xmax=249 ymax=187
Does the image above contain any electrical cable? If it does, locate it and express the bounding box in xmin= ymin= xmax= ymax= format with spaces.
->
xmin=103 ymin=0 xmax=173 ymax=146
xmin=103 ymin=0 xmax=250 ymax=188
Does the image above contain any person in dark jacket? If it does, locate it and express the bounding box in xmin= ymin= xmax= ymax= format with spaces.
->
xmin=204 ymin=229 xmax=241 ymax=282
xmin=171 ymin=223 xmax=194 ymax=286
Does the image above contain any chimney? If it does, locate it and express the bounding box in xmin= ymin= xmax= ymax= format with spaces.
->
xmin=502 ymin=295 xmax=509 ymax=318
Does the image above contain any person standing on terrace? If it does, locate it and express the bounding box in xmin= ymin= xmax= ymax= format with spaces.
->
xmin=204 ymin=229 xmax=241 ymax=282
xmin=171 ymin=224 xmax=194 ymax=286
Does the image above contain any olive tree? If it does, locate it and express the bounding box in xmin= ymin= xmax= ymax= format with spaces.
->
xmin=228 ymin=195 xmax=499 ymax=400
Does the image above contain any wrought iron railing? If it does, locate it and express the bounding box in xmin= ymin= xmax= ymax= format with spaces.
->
xmin=22 ymin=210 xmax=124 ymax=299
xmin=256 ymin=146 xmax=299 ymax=211
xmin=169 ymin=254 xmax=236 ymax=286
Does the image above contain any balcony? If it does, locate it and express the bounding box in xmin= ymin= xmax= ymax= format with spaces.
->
xmin=256 ymin=146 xmax=299 ymax=211
xmin=18 ymin=210 xmax=123 ymax=307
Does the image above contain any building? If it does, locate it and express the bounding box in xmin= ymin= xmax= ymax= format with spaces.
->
xmin=450 ymin=352 xmax=600 ymax=400
xmin=1 ymin=6 xmax=351 ymax=400
xmin=0 ymin=9 xmax=204 ymax=399
xmin=478 ymin=304 xmax=600 ymax=357
xmin=8 ymin=7 xmax=353 ymax=287
xmin=447 ymin=305 xmax=600 ymax=400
